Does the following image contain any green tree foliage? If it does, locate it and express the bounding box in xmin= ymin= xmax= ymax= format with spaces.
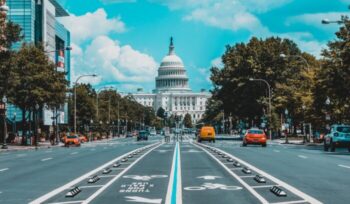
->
xmin=207 ymin=37 xmax=318 ymax=132
xmin=156 ymin=107 xmax=165 ymax=119
xmin=183 ymin=113 xmax=193 ymax=128
xmin=314 ymin=16 xmax=350 ymax=126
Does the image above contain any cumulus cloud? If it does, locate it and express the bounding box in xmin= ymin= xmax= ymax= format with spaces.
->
xmin=59 ymin=9 xmax=126 ymax=43
xmin=71 ymin=36 xmax=158 ymax=87
xmin=286 ymin=12 xmax=347 ymax=30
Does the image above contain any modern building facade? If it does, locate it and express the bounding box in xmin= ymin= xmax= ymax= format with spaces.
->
xmin=130 ymin=38 xmax=211 ymax=124
xmin=6 ymin=0 xmax=70 ymax=125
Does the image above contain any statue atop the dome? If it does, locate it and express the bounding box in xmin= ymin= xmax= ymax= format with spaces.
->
xmin=169 ymin=36 xmax=175 ymax=55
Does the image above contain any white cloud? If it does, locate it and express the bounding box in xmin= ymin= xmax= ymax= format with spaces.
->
xmin=72 ymin=36 xmax=158 ymax=87
xmin=59 ymin=9 xmax=126 ymax=43
xmin=211 ymin=57 xmax=223 ymax=68
xmin=286 ymin=12 xmax=347 ymax=30
xmin=198 ymin=68 xmax=211 ymax=83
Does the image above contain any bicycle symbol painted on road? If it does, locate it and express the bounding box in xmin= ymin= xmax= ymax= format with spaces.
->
xmin=184 ymin=183 xmax=243 ymax=191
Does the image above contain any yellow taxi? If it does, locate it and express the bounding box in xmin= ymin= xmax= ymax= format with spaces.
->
xmin=198 ymin=126 xmax=216 ymax=143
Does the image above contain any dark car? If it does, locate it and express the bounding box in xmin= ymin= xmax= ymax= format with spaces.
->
xmin=137 ymin=130 xmax=149 ymax=141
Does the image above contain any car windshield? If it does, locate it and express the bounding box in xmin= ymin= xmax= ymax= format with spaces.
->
xmin=336 ymin=126 xmax=350 ymax=133
xmin=248 ymin=130 xmax=264 ymax=134
xmin=139 ymin=131 xmax=147 ymax=136
xmin=67 ymin=136 xmax=78 ymax=139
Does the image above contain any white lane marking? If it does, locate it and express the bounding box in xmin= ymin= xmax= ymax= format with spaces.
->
xmin=29 ymin=143 xmax=160 ymax=204
xmin=270 ymin=200 xmax=308 ymax=204
xmin=0 ymin=168 xmax=9 ymax=172
xmin=165 ymin=142 xmax=182 ymax=204
xmin=45 ymin=150 xmax=52 ymax=153
xmin=78 ymin=185 xmax=103 ymax=189
xmin=70 ymin=152 xmax=78 ymax=155
xmin=338 ymin=164 xmax=350 ymax=169
xmin=82 ymin=144 xmax=162 ymax=204
xmin=197 ymin=176 xmax=222 ymax=180
xmin=98 ymin=175 xmax=119 ymax=178
xmin=273 ymin=150 xmax=280 ymax=153
xmin=298 ymin=155 xmax=307 ymax=159
xmin=193 ymin=143 xmax=269 ymax=204
xmin=251 ymin=185 xmax=275 ymax=189
xmin=17 ymin=154 xmax=27 ymax=157
xmin=240 ymin=175 xmax=255 ymax=178
xmin=201 ymin=144 xmax=322 ymax=204
xmin=47 ymin=201 xmax=85 ymax=204
xmin=41 ymin=158 xmax=53 ymax=162
xmin=125 ymin=196 xmax=162 ymax=204
xmin=229 ymin=168 xmax=243 ymax=170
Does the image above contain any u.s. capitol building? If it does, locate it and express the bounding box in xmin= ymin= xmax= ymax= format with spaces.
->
xmin=130 ymin=38 xmax=211 ymax=123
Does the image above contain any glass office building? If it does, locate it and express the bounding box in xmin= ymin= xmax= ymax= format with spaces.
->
xmin=6 ymin=0 xmax=70 ymax=125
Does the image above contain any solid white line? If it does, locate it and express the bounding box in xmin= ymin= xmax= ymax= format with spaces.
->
xmin=338 ymin=164 xmax=350 ymax=169
xmin=298 ymin=155 xmax=307 ymax=159
xmin=201 ymin=144 xmax=322 ymax=204
xmin=82 ymin=143 xmax=162 ymax=204
xmin=41 ymin=158 xmax=53 ymax=162
xmin=270 ymin=200 xmax=307 ymax=204
xmin=165 ymin=143 xmax=177 ymax=204
xmin=251 ymin=185 xmax=275 ymax=189
xmin=0 ymin=168 xmax=9 ymax=172
xmin=177 ymin=143 xmax=183 ymax=204
xmin=29 ymin=142 xmax=160 ymax=204
xmin=47 ymin=201 xmax=85 ymax=204
xmin=78 ymin=185 xmax=103 ymax=189
xmin=240 ymin=175 xmax=255 ymax=178
xmin=193 ymin=143 xmax=269 ymax=204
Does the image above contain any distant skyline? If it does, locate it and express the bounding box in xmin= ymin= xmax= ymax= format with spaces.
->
xmin=57 ymin=0 xmax=349 ymax=92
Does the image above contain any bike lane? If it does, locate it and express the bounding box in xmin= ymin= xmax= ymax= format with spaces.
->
xmin=181 ymin=142 xmax=261 ymax=204
xmin=88 ymin=143 xmax=176 ymax=204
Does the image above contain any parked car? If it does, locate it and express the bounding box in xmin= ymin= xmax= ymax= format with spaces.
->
xmin=137 ymin=130 xmax=149 ymax=141
xmin=65 ymin=135 xmax=81 ymax=147
xmin=243 ymin=128 xmax=267 ymax=147
xmin=197 ymin=126 xmax=216 ymax=143
xmin=324 ymin=124 xmax=350 ymax=152
xmin=150 ymin=130 xmax=157 ymax=136
xmin=79 ymin=135 xmax=88 ymax=143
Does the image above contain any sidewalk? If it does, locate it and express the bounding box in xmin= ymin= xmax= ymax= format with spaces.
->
xmin=0 ymin=141 xmax=62 ymax=152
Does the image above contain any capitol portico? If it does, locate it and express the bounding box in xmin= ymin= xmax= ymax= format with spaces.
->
xmin=131 ymin=38 xmax=211 ymax=123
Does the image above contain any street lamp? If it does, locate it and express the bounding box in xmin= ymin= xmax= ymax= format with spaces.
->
xmin=321 ymin=18 xmax=343 ymax=25
xmin=280 ymin=53 xmax=310 ymax=71
xmin=35 ymin=104 xmax=39 ymax=150
xmin=74 ymin=74 xmax=97 ymax=134
xmin=249 ymin=78 xmax=272 ymax=140
xmin=325 ymin=97 xmax=331 ymax=131
xmin=1 ymin=96 xmax=8 ymax=149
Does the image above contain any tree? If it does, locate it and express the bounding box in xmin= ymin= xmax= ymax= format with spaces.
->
xmin=12 ymin=44 xmax=68 ymax=137
xmin=183 ymin=113 xmax=193 ymax=128
xmin=314 ymin=15 xmax=350 ymax=126
xmin=208 ymin=37 xmax=318 ymax=133
xmin=156 ymin=107 xmax=165 ymax=119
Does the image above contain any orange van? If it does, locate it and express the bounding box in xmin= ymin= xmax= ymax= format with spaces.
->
xmin=198 ymin=126 xmax=216 ymax=143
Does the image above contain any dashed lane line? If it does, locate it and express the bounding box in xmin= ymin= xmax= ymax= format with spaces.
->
xmin=81 ymin=143 xmax=163 ymax=204
xmin=240 ymin=175 xmax=255 ymax=178
xmin=41 ymin=158 xmax=53 ymax=162
xmin=29 ymin=142 xmax=160 ymax=204
xmin=0 ymin=168 xmax=9 ymax=172
xmin=201 ymin=143 xmax=322 ymax=204
xmin=70 ymin=152 xmax=78 ymax=155
xmin=338 ymin=164 xmax=350 ymax=169
xmin=298 ymin=155 xmax=308 ymax=159
xmin=47 ymin=201 xmax=85 ymax=204
xmin=78 ymin=185 xmax=104 ymax=189
xmin=273 ymin=150 xmax=280 ymax=153
xmin=251 ymin=185 xmax=276 ymax=189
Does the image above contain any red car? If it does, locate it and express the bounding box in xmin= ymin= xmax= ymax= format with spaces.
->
xmin=243 ymin=129 xmax=267 ymax=147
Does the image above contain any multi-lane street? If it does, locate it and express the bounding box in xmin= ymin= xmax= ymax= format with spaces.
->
xmin=1 ymin=135 xmax=350 ymax=204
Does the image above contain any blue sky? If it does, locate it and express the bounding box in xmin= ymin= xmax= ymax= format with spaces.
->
xmin=57 ymin=0 xmax=350 ymax=93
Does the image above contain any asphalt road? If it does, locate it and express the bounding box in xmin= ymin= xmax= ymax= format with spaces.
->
xmin=1 ymin=135 xmax=349 ymax=204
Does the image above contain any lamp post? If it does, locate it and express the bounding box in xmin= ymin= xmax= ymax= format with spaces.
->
xmin=249 ymin=78 xmax=272 ymax=140
xmin=284 ymin=108 xmax=289 ymax=144
xmin=302 ymin=105 xmax=306 ymax=144
xmin=13 ymin=112 xmax=16 ymax=135
xmin=325 ymin=97 xmax=331 ymax=131
xmin=74 ymin=74 xmax=97 ymax=134
xmin=34 ymin=104 xmax=39 ymax=150
xmin=280 ymin=53 xmax=310 ymax=71
xmin=1 ymin=96 xmax=8 ymax=149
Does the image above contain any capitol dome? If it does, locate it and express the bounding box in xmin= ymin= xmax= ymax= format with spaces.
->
xmin=155 ymin=37 xmax=191 ymax=93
